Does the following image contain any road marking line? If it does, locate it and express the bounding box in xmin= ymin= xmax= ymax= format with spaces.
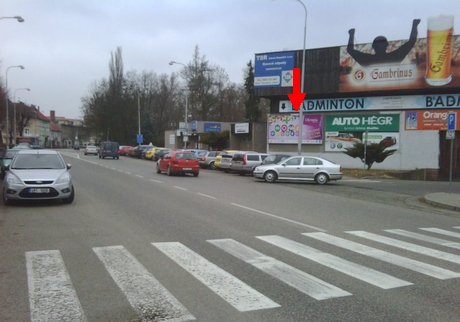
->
xmin=135 ymin=175 xmax=144 ymax=178
xmin=303 ymin=232 xmax=460 ymax=280
xmin=118 ymin=169 xmax=124 ymax=172
xmin=419 ymin=228 xmax=460 ymax=239
xmin=208 ymin=238 xmax=351 ymax=300
xmin=257 ymin=235 xmax=412 ymax=289
xmin=173 ymin=186 xmax=188 ymax=191
xmin=150 ymin=179 xmax=163 ymax=183
xmin=153 ymin=242 xmax=279 ymax=311
xmin=196 ymin=193 xmax=216 ymax=199
xmin=347 ymin=231 xmax=460 ymax=264
xmin=125 ymin=172 xmax=132 ymax=175
xmin=93 ymin=245 xmax=194 ymax=322
xmin=230 ymin=203 xmax=326 ymax=232
xmin=26 ymin=250 xmax=88 ymax=322
xmin=385 ymin=229 xmax=460 ymax=249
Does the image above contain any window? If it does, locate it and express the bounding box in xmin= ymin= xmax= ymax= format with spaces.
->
xmin=285 ymin=157 xmax=301 ymax=166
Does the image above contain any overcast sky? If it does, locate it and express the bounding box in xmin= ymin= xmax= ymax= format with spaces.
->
xmin=1 ymin=0 xmax=459 ymax=119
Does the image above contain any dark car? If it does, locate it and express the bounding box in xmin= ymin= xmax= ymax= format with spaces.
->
xmin=98 ymin=141 xmax=120 ymax=159
xmin=131 ymin=145 xmax=152 ymax=159
xmin=153 ymin=148 xmax=171 ymax=161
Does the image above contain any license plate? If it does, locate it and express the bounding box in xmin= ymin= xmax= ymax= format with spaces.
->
xmin=29 ymin=188 xmax=50 ymax=193
xmin=183 ymin=168 xmax=192 ymax=170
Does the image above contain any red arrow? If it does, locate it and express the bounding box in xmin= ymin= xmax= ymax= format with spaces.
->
xmin=287 ymin=68 xmax=306 ymax=112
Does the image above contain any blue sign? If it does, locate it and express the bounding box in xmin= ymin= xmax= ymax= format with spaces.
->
xmin=190 ymin=120 xmax=197 ymax=131
xmin=204 ymin=123 xmax=221 ymax=132
xmin=448 ymin=112 xmax=457 ymax=130
xmin=137 ymin=133 xmax=143 ymax=144
xmin=254 ymin=52 xmax=294 ymax=88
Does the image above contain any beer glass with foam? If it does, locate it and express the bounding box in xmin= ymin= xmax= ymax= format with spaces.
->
xmin=425 ymin=15 xmax=454 ymax=86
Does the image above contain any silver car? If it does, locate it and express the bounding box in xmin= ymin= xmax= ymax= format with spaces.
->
xmin=198 ymin=151 xmax=222 ymax=169
xmin=253 ymin=156 xmax=343 ymax=185
xmin=2 ymin=149 xmax=75 ymax=205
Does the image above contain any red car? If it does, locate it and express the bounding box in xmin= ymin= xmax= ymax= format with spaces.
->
xmin=156 ymin=150 xmax=199 ymax=177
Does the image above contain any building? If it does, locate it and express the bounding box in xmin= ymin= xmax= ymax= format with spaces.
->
xmin=253 ymin=17 xmax=459 ymax=180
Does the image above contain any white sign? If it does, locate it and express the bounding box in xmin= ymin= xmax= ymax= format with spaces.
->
xmin=235 ymin=123 xmax=249 ymax=134
xmin=446 ymin=130 xmax=455 ymax=139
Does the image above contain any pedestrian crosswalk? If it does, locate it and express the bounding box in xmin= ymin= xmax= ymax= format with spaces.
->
xmin=25 ymin=227 xmax=460 ymax=321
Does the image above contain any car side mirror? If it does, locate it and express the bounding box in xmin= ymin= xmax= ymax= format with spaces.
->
xmin=5 ymin=165 xmax=9 ymax=170
xmin=67 ymin=164 xmax=72 ymax=170
xmin=282 ymin=163 xmax=286 ymax=167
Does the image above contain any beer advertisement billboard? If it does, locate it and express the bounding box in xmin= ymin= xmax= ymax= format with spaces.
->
xmin=340 ymin=15 xmax=460 ymax=93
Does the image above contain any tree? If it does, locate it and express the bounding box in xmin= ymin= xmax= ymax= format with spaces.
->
xmin=244 ymin=60 xmax=261 ymax=122
xmin=343 ymin=142 xmax=397 ymax=169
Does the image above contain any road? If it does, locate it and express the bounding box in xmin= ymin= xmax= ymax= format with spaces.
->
xmin=1 ymin=151 xmax=460 ymax=322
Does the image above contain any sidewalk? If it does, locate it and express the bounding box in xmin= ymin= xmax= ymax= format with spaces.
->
xmin=423 ymin=193 xmax=460 ymax=212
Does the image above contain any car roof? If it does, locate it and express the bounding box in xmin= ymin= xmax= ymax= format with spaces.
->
xmin=16 ymin=149 xmax=59 ymax=155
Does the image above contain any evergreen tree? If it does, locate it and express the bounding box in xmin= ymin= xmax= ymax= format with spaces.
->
xmin=344 ymin=142 xmax=397 ymax=169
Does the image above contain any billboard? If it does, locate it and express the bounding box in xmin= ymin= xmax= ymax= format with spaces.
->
xmin=268 ymin=114 xmax=323 ymax=144
xmin=405 ymin=110 xmax=460 ymax=130
xmin=254 ymin=52 xmax=294 ymax=88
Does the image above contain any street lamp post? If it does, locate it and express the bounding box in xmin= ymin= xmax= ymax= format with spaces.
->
xmin=5 ymin=65 xmax=25 ymax=148
xmin=13 ymin=88 xmax=30 ymax=144
xmin=0 ymin=16 xmax=25 ymax=23
xmin=169 ymin=61 xmax=189 ymax=149
xmin=296 ymin=0 xmax=307 ymax=156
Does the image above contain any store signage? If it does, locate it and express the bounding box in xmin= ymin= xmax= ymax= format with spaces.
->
xmin=325 ymin=114 xmax=400 ymax=132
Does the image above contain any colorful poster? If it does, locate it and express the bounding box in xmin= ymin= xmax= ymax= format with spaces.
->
xmin=268 ymin=114 xmax=323 ymax=144
xmin=405 ymin=110 xmax=460 ymax=130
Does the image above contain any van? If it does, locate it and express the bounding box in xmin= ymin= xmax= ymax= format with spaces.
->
xmin=229 ymin=152 xmax=268 ymax=175
xmin=98 ymin=141 xmax=120 ymax=159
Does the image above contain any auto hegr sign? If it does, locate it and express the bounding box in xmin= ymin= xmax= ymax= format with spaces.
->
xmin=326 ymin=114 xmax=400 ymax=132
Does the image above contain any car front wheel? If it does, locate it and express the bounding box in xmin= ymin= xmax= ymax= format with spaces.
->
xmin=315 ymin=173 xmax=329 ymax=185
xmin=264 ymin=171 xmax=277 ymax=183
xmin=209 ymin=161 xmax=216 ymax=170
xmin=2 ymin=188 xmax=11 ymax=205
xmin=62 ymin=186 xmax=75 ymax=204
xmin=167 ymin=166 xmax=173 ymax=176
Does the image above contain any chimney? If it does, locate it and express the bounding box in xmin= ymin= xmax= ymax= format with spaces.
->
xmin=50 ymin=110 xmax=56 ymax=123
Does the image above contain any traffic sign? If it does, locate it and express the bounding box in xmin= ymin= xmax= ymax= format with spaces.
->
xmin=446 ymin=130 xmax=455 ymax=140
xmin=447 ymin=112 xmax=456 ymax=131
xmin=137 ymin=133 xmax=143 ymax=144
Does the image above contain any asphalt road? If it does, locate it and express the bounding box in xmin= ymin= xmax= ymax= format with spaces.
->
xmin=1 ymin=151 xmax=459 ymax=322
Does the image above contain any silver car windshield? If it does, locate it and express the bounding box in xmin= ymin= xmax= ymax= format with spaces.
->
xmin=11 ymin=154 xmax=65 ymax=169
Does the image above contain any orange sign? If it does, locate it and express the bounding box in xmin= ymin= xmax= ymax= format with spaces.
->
xmin=405 ymin=110 xmax=460 ymax=130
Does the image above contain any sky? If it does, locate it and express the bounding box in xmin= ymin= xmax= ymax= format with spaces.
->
xmin=1 ymin=0 xmax=459 ymax=119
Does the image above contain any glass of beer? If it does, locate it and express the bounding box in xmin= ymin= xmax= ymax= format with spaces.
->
xmin=425 ymin=15 xmax=454 ymax=86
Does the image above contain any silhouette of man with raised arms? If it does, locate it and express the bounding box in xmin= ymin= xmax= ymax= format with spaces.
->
xmin=347 ymin=19 xmax=421 ymax=66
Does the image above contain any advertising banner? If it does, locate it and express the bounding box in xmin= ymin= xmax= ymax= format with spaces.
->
xmin=278 ymin=94 xmax=460 ymax=113
xmin=254 ymin=52 xmax=294 ymax=88
xmin=325 ymin=113 xmax=399 ymax=152
xmin=204 ymin=123 xmax=221 ymax=132
xmin=268 ymin=114 xmax=323 ymax=144
xmin=340 ymin=19 xmax=460 ymax=93
xmin=405 ymin=110 xmax=460 ymax=130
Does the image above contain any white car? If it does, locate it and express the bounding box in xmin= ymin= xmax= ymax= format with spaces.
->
xmin=84 ymin=145 xmax=98 ymax=155
xmin=253 ymin=156 xmax=343 ymax=185
xmin=2 ymin=149 xmax=74 ymax=205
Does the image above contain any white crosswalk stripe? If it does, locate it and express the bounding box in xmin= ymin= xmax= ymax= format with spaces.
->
xmin=346 ymin=231 xmax=460 ymax=264
xmin=26 ymin=250 xmax=88 ymax=322
xmin=152 ymin=242 xmax=280 ymax=312
xmin=303 ymin=232 xmax=460 ymax=280
xmin=257 ymin=235 xmax=412 ymax=289
xmin=385 ymin=229 xmax=460 ymax=249
xmin=419 ymin=227 xmax=460 ymax=238
xmin=93 ymin=245 xmax=195 ymax=322
xmin=208 ymin=238 xmax=352 ymax=300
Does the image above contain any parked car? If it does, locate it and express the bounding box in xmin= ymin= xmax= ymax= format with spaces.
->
xmin=84 ymin=145 xmax=98 ymax=155
xmin=156 ymin=150 xmax=199 ymax=176
xmin=219 ymin=151 xmax=255 ymax=173
xmin=1 ymin=149 xmax=20 ymax=179
xmin=2 ymin=149 xmax=74 ymax=205
xmin=229 ymin=152 xmax=269 ymax=175
xmin=214 ymin=150 xmax=240 ymax=170
xmin=261 ymin=154 xmax=292 ymax=165
xmin=253 ymin=156 xmax=343 ymax=185
xmin=145 ymin=147 xmax=164 ymax=160
xmin=119 ymin=145 xmax=132 ymax=156
xmin=73 ymin=145 xmax=80 ymax=150
xmin=198 ymin=151 xmax=222 ymax=169
xmin=153 ymin=148 xmax=171 ymax=161
xmin=131 ymin=145 xmax=152 ymax=159
xmin=98 ymin=141 xmax=120 ymax=159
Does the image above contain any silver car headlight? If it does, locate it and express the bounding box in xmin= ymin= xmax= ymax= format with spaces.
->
xmin=6 ymin=175 xmax=22 ymax=184
xmin=55 ymin=173 xmax=71 ymax=184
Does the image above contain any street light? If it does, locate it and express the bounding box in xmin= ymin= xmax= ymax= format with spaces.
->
xmin=169 ymin=61 xmax=189 ymax=148
xmin=13 ymin=88 xmax=30 ymax=144
xmin=295 ymin=0 xmax=307 ymax=156
xmin=0 ymin=16 xmax=25 ymax=23
xmin=5 ymin=65 xmax=25 ymax=149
